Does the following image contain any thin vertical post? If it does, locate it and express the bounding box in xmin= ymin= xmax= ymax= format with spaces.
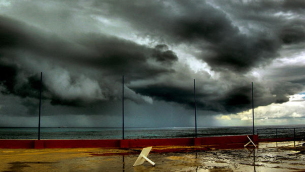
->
xmin=275 ymin=128 xmax=277 ymax=147
xmin=252 ymin=82 xmax=254 ymax=136
xmin=194 ymin=79 xmax=197 ymax=138
xmin=123 ymin=155 xmax=125 ymax=172
xmin=253 ymin=147 xmax=256 ymax=169
xmin=122 ymin=75 xmax=125 ymax=140
xmin=38 ymin=72 xmax=42 ymax=140
xmin=293 ymin=128 xmax=295 ymax=147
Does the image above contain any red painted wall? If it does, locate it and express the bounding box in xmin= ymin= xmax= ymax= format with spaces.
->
xmin=126 ymin=138 xmax=194 ymax=148
xmin=0 ymin=135 xmax=258 ymax=149
xmin=43 ymin=140 xmax=120 ymax=148
xmin=0 ymin=140 xmax=34 ymax=148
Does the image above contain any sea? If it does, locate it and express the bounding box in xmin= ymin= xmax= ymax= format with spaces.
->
xmin=1 ymin=125 xmax=305 ymax=140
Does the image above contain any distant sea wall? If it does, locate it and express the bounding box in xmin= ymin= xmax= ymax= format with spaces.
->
xmin=0 ymin=135 xmax=258 ymax=149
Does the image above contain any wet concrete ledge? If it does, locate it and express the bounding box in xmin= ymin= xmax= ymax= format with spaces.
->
xmin=0 ymin=135 xmax=258 ymax=149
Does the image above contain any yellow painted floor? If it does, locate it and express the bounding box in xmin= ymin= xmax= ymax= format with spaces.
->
xmin=1 ymin=142 xmax=305 ymax=172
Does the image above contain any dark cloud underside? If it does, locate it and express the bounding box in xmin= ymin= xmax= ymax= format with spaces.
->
xmin=0 ymin=0 xmax=305 ymax=118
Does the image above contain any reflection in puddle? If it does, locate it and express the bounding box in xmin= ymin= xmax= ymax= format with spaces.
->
xmin=3 ymin=142 xmax=305 ymax=172
xmin=61 ymin=142 xmax=305 ymax=172
xmin=122 ymin=155 xmax=124 ymax=172
xmin=5 ymin=161 xmax=56 ymax=172
xmin=197 ymin=167 xmax=234 ymax=172
xmin=253 ymin=148 xmax=256 ymax=172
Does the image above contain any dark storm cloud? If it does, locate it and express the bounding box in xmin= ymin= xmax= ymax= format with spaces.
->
xmin=0 ymin=15 xmax=91 ymax=65
xmin=0 ymin=15 xmax=27 ymax=47
xmin=266 ymin=65 xmax=305 ymax=83
xmin=0 ymin=61 xmax=18 ymax=95
xmin=261 ymin=65 xmax=305 ymax=103
xmin=131 ymin=84 xmax=194 ymax=108
xmin=153 ymin=44 xmax=178 ymax=64
xmin=131 ymin=79 xmax=265 ymax=114
xmin=1 ymin=0 xmax=305 ymax=119
xmin=0 ymin=15 xmax=82 ymax=102
xmin=282 ymin=0 xmax=305 ymax=11
xmin=211 ymin=0 xmax=305 ymax=45
xmin=272 ymin=82 xmax=304 ymax=103
xmin=0 ymin=15 xmax=176 ymax=107
xmin=75 ymin=34 xmax=177 ymax=80
xmin=205 ymin=35 xmax=280 ymax=72
xmin=280 ymin=21 xmax=305 ymax=44
xmin=0 ymin=15 xmax=177 ymax=77
xmin=94 ymin=0 xmax=287 ymax=72
xmin=129 ymin=67 xmax=279 ymax=114
xmin=0 ymin=58 xmax=48 ymax=104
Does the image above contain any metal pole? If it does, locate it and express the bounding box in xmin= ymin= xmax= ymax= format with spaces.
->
xmin=275 ymin=128 xmax=277 ymax=147
xmin=123 ymin=155 xmax=125 ymax=172
xmin=293 ymin=128 xmax=295 ymax=147
xmin=252 ymin=82 xmax=254 ymax=136
xmin=38 ymin=72 xmax=42 ymax=140
xmin=194 ymin=79 xmax=197 ymax=138
xmin=122 ymin=75 xmax=125 ymax=140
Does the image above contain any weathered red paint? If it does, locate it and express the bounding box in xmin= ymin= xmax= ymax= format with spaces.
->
xmin=124 ymin=138 xmax=194 ymax=148
xmin=43 ymin=140 xmax=121 ymax=148
xmin=34 ymin=140 xmax=44 ymax=149
xmin=199 ymin=135 xmax=258 ymax=146
xmin=194 ymin=138 xmax=201 ymax=146
xmin=0 ymin=140 xmax=34 ymax=148
xmin=0 ymin=135 xmax=259 ymax=149
xmin=120 ymin=139 xmax=129 ymax=148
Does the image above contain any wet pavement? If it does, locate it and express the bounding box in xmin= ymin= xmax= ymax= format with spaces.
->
xmin=1 ymin=141 xmax=305 ymax=172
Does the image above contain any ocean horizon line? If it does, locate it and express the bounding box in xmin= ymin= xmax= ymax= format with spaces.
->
xmin=1 ymin=124 xmax=305 ymax=128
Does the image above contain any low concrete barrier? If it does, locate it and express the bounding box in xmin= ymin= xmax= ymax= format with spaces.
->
xmin=0 ymin=135 xmax=258 ymax=149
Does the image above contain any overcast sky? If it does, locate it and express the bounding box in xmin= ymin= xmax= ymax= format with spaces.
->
xmin=0 ymin=0 xmax=305 ymax=127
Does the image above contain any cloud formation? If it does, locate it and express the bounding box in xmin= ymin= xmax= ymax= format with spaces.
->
xmin=0 ymin=15 xmax=176 ymax=107
xmin=0 ymin=0 xmax=305 ymax=123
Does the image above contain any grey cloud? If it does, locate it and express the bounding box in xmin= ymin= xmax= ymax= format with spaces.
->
xmin=75 ymin=34 xmax=176 ymax=80
xmin=94 ymin=0 xmax=288 ymax=72
xmin=204 ymin=35 xmax=280 ymax=72
xmin=129 ymin=67 xmax=278 ymax=114
xmin=0 ymin=0 xmax=100 ymax=36
xmin=282 ymin=0 xmax=305 ymax=11
xmin=280 ymin=21 xmax=305 ymax=44
xmin=0 ymin=0 xmax=305 ymax=119
xmin=0 ymin=60 xmax=18 ymax=95
xmin=152 ymin=44 xmax=178 ymax=64
xmin=0 ymin=57 xmax=42 ymax=100
xmin=0 ymin=15 xmax=176 ymax=108
xmin=211 ymin=0 xmax=305 ymax=45
xmin=266 ymin=65 xmax=305 ymax=83
xmin=261 ymin=63 xmax=305 ymax=98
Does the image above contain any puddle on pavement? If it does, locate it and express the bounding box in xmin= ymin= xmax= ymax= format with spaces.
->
xmin=3 ymin=161 xmax=56 ymax=172
xmin=2 ymin=141 xmax=305 ymax=172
